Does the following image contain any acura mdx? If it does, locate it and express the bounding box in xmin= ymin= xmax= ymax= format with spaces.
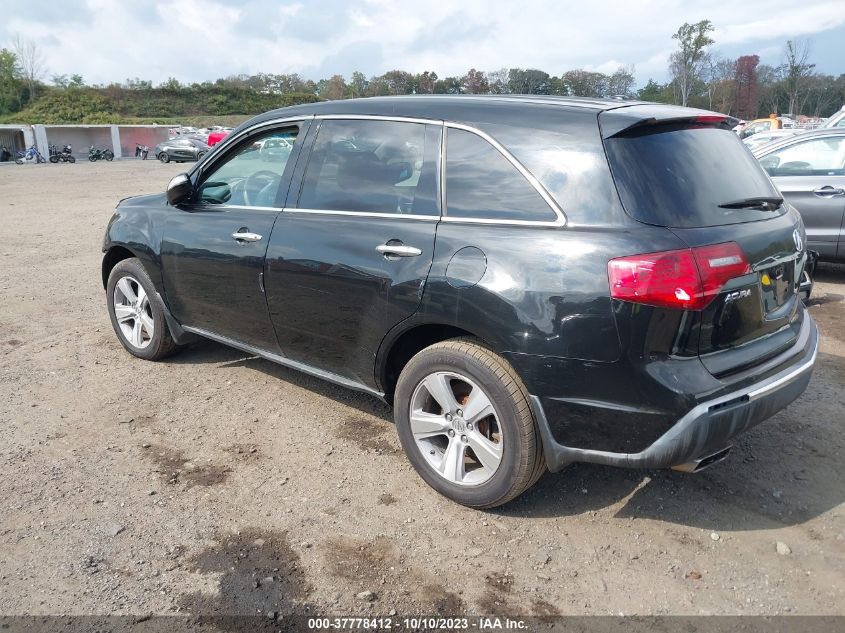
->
xmin=102 ymin=96 xmax=818 ymax=508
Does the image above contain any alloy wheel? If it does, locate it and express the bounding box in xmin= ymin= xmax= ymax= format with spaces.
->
xmin=409 ymin=371 xmax=503 ymax=486
xmin=113 ymin=275 xmax=154 ymax=349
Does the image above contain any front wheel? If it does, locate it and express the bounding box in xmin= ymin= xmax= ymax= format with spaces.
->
xmin=394 ymin=339 xmax=546 ymax=509
xmin=15 ymin=158 xmax=23 ymax=165
xmin=104 ymin=150 xmax=114 ymax=161
xmin=89 ymin=155 xmax=97 ymax=162
xmin=158 ymin=152 xmax=169 ymax=163
xmin=106 ymin=258 xmax=181 ymax=361
xmin=67 ymin=155 xmax=76 ymax=163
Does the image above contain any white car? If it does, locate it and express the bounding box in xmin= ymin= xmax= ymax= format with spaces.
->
xmin=743 ymin=129 xmax=802 ymax=151
xmin=820 ymin=106 xmax=845 ymax=129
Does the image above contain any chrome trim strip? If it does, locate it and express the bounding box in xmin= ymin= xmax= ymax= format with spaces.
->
xmin=284 ymin=207 xmax=438 ymax=221
xmin=182 ymin=326 xmax=385 ymax=399
xmin=315 ymin=113 xmax=441 ymax=125
xmin=444 ymin=121 xmax=567 ymax=227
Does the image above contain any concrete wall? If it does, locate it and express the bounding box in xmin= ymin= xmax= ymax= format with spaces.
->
xmin=0 ymin=125 xmax=34 ymax=162
xmin=2 ymin=124 xmax=181 ymax=161
xmin=117 ymin=126 xmax=172 ymax=158
xmin=41 ymin=125 xmax=114 ymax=160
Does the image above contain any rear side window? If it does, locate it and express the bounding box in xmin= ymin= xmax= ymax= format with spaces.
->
xmin=759 ymin=136 xmax=845 ymax=177
xmin=299 ymin=119 xmax=439 ymax=216
xmin=445 ymin=128 xmax=556 ymax=222
xmin=604 ymin=125 xmax=783 ymax=228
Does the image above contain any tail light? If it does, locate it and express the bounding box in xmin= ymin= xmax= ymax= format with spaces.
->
xmin=608 ymin=242 xmax=751 ymax=310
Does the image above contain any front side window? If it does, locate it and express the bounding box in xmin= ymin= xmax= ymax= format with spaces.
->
xmin=298 ymin=119 xmax=439 ymax=216
xmin=760 ymin=136 xmax=845 ymax=177
xmin=197 ymin=127 xmax=299 ymax=207
xmin=445 ymin=128 xmax=556 ymax=222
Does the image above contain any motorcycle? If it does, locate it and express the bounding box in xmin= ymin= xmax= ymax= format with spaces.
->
xmin=49 ymin=143 xmax=76 ymax=163
xmin=15 ymin=145 xmax=46 ymax=164
xmin=88 ymin=146 xmax=115 ymax=162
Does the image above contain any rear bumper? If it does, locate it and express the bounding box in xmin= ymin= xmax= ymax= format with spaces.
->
xmin=532 ymin=316 xmax=818 ymax=472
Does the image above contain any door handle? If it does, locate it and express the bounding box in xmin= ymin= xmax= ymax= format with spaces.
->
xmin=376 ymin=243 xmax=422 ymax=257
xmin=232 ymin=231 xmax=262 ymax=242
xmin=812 ymin=186 xmax=845 ymax=197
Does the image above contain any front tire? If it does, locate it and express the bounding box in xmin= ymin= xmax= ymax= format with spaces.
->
xmin=104 ymin=150 xmax=114 ymax=161
xmin=394 ymin=339 xmax=546 ymax=509
xmin=106 ymin=258 xmax=181 ymax=361
xmin=158 ymin=152 xmax=169 ymax=163
xmin=67 ymin=155 xmax=76 ymax=163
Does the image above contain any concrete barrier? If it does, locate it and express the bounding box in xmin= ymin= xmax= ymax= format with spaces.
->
xmin=1 ymin=123 xmax=182 ymax=161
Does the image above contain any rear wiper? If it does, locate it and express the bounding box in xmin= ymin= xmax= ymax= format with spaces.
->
xmin=718 ymin=196 xmax=783 ymax=211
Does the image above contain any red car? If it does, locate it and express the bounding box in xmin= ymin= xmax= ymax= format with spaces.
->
xmin=207 ymin=130 xmax=231 ymax=146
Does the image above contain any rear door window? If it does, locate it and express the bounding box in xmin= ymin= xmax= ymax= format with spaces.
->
xmin=445 ymin=128 xmax=557 ymax=222
xmin=298 ymin=119 xmax=440 ymax=216
xmin=604 ymin=125 xmax=783 ymax=228
xmin=759 ymin=136 xmax=845 ymax=177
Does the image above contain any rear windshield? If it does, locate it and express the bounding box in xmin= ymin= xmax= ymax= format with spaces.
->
xmin=604 ymin=125 xmax=783 ymax=228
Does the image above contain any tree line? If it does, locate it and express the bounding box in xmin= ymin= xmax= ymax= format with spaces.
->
xmin=2 ymin=22 xmax=843 ymax=124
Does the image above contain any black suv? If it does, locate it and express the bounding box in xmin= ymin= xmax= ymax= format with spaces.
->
xmin=102 ymin=96 xmax=818 ymax=508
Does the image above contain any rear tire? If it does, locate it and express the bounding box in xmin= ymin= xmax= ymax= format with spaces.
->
xmin=49 ymin=155 xmax=59 ymax=163
xmin=67 ymin=155 xmax=76 ymax=163
xmin=106 ymin=258 xmax=181 ymax=361
xmin=394 ymin=339 xmax=546 ymax=509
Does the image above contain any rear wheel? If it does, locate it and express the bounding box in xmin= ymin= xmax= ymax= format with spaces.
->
xmin=67 ymin=155 xmax=76 ymax=163
xmin=106 ymin=258 xmax=181 ymax=361
xmin=49 ymin=155 xmax=59 ymax=163
xmin=104 ymin=150 xmax=114 ymax=161
xmin=158 ymin=152 xmax=169 ymax=163
xmin=394 ymin=339 xmax=545 ymax=508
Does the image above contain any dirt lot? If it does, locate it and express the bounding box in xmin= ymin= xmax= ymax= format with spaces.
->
xmin=1 ymin=160 xmax=843 ymax=618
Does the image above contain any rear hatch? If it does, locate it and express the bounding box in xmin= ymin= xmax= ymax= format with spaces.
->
xmin=601 ymin=106 xmax=808 ymax=377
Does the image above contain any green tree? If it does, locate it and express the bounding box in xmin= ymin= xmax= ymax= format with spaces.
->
xmin=669 ymin=20 xmax=715 ymax=106
xmin=0 ymin=48 xmax=23 ymax=114
xmin=637 ymin=79 xmax=668 ymax=103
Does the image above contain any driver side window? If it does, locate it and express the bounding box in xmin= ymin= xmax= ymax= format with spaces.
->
xmin=197 ymin=126 xmax=299 ymax=207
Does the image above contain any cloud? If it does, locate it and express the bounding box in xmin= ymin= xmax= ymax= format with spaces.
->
xmin=1 ymin=0 xmax=843 ymax=87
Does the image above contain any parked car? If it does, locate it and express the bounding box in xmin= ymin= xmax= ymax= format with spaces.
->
xmin=739 ymin=116 xmax=783 ymax=139
xmin=207 ymin=130 xmax=231 ymax=147
xmin=102 ymin=96 xmax=818 ymax=508
xmin=155 ymin=138 xmax=210 ymax=163
xmin=753 ymin=128 xmax=845 ymax=262
xmin=820 ymin=105 xmax=845 ymax=129
xmin=743 ymin=129 xmax=802 ymax=151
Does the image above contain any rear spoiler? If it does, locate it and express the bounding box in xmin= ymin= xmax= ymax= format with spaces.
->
xmin=599 ymin=104 xmax=741 ymax=138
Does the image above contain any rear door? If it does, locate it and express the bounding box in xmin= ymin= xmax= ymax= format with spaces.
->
xmin=602 ymin=111 xmax=810 ymax=376
xmin=757 ymin=134 xmax=845 ymax=260
xmin=264 ymin=117 xmax=441 ymax=385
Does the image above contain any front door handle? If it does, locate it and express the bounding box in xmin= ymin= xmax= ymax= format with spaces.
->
xmin=232 ymin=231 xmax=262 ymax=242
xmin=376 ymin=243 xmax=422 ymax=257
xmin=812 ymin=186 xmax=845 ymax=197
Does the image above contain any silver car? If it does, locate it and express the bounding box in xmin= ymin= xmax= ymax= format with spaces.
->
xmin=754 ymin=128 xmax=845 ymax=262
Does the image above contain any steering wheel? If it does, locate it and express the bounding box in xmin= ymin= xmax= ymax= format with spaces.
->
xmin=241 ymin=170 xmax=281 ymax=206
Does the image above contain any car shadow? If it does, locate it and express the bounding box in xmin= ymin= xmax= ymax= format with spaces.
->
xmin=166 ymin=338 xmax=393 ymax=423
xmin=167 ymin=340 xmax=844 ymax=532
xmin=812 ymin=261 xmax=845 ymax=283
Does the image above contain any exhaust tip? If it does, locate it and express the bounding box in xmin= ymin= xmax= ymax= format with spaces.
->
xmin=672 ymin=446 xmax=733 ymax=473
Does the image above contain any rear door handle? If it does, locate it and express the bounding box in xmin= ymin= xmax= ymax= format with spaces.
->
xmin=812 ymin=186 xmax=845 ymax=197
xmin=232 ymin=231 xmax=263 ymax=242
xmin=375 ymin=244 xmax=422 ymax=257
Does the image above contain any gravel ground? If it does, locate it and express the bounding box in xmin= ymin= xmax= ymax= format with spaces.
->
xmin=0 ymin=160 xmax=843 ymax=617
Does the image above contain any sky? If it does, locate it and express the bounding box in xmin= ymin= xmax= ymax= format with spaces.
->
xmin=3 ymin=0 xmax=845 ymax=88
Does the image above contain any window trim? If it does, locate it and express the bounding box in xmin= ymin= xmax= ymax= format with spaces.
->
xmin=442 ymin=122 xmax=566 ymax=227
xmin=760 ymin=134 xmax=845 ymax=178
xmin=188 ymin=115 xmax=312 ymax=211
xmin=287 ymin=114 xmax=567 ymax=227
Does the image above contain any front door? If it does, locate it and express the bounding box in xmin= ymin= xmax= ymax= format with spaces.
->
xmin=264 ymin=118 xmax=442 ymax=386
xmin=761 ymin=134 xmax=845 ymax=260
xmin=161 ymin=120 xmax=309 ymax=350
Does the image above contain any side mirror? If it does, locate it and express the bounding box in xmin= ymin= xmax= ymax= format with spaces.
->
xmin=166 ymin=173 xmax=192 ymax=206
